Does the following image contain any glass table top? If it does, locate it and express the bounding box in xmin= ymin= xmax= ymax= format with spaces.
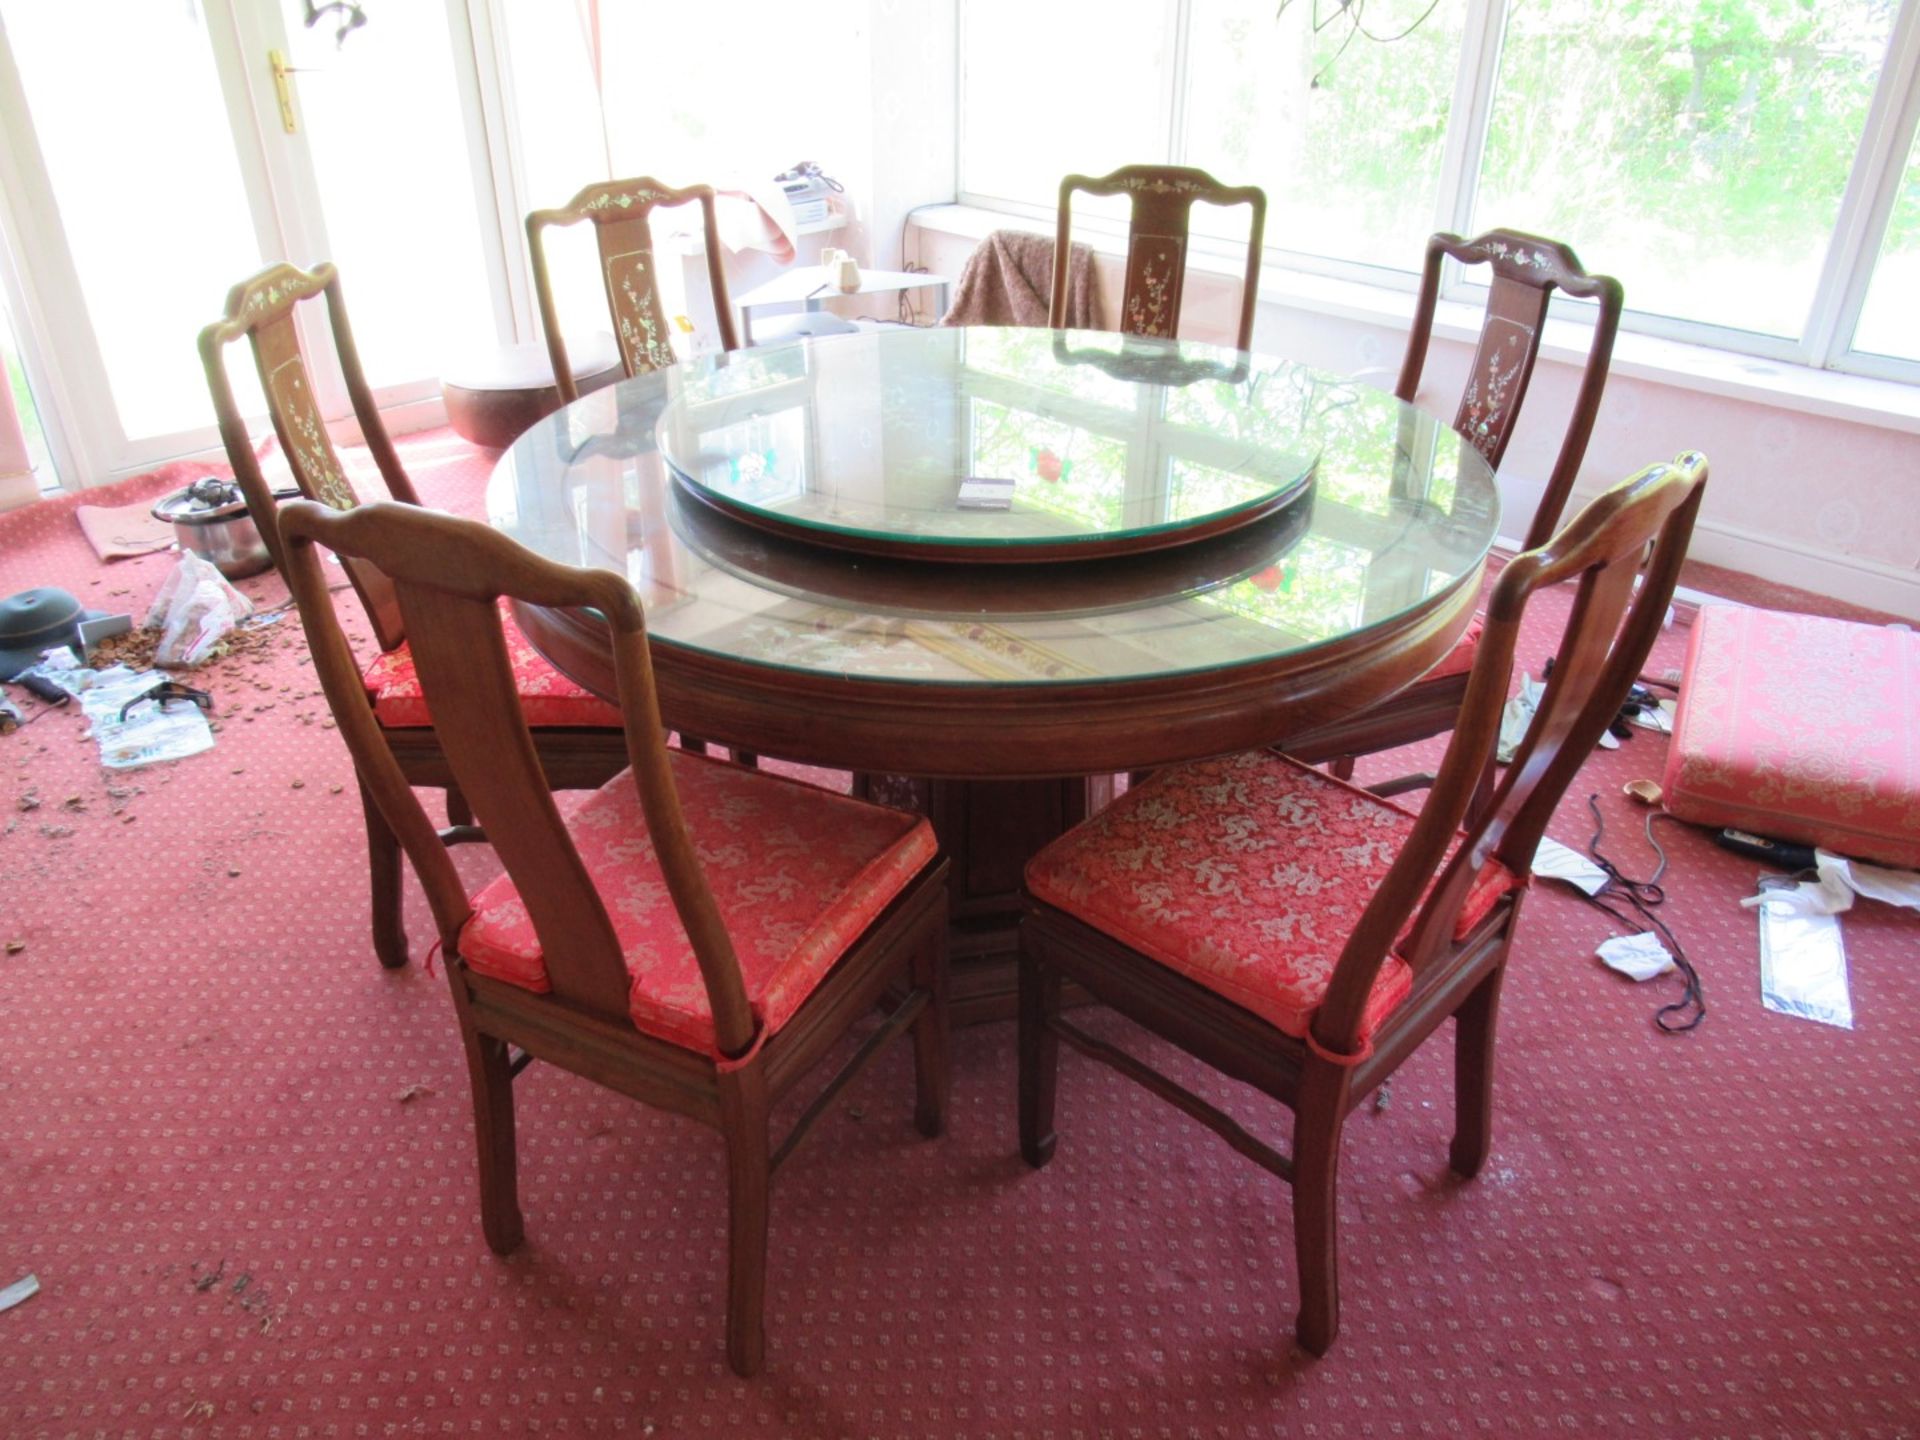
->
xmin=488 ymin=328 xmax=1500 ymax=689
xmin=655 ymin=327 xmax=1319 ymax=559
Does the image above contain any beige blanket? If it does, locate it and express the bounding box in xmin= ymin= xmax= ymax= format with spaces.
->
xmin=941 ymin=230 xmax=1101 ymax=329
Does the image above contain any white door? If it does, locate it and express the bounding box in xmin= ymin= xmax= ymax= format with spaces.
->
xmin=0 ymin=0 xmax=510 ymax=487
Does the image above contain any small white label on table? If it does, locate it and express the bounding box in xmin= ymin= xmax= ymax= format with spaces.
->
xmin=956 ymin=476 xmax=1015 ymax=510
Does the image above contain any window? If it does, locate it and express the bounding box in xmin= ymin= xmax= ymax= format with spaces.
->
xmin=2 ymin=0 xmax=263 ymax=442
xmin=1473 ymin=0 xmax=1895 ymax=341
xmin=957 ymin=0 xmax=1920 ymax=380
xmin=495 ymin=1 xmax=867 ymax=351
xmin=962 ymin=0 xmax=1171 ymax=222
xmin=1182 ymin=0 xmax=1468 ymax=273
xmin=1852 ymin=129 xmax=1920 ymax=362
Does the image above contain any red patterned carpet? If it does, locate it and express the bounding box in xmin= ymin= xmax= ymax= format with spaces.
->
xmin=3 ymin=431 xmax=1918 ymax=1439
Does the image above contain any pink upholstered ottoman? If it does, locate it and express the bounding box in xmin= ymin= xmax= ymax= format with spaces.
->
xmin=1663 ymin=605 xmax=1920 ymax=868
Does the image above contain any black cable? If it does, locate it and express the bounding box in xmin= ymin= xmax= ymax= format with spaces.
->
xmin=1579 ymin=794 xmax=1707 ymax=1033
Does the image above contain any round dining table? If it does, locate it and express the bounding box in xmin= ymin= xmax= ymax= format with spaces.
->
xmin=489 ymin=325 xmax=1499 ymax=1020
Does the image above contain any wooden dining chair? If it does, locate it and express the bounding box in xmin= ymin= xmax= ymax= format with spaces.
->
xmin=1052 ymin=164 xmax=1267 ymax=351
xmin=1018 ymin=451 xmax=1707 ymax=1356
xmin=276 ymin=495 xmax=951 ymax=1377
xmin=1284 ymin=228 xmax=1623 ymax=772
xmin=527 ymin=177 xmax=741 ymax=404
xmin=199 ymin=261 xmax=631 ymax=971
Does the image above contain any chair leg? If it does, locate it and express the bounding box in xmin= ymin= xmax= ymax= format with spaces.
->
xmin=718 ymin=1065 xmax=772 ymax=1378
xmin=911 ymin=923 xmax=951 ymax=1139
xmin=461 ymin=1030 xmax=524 ymax=1256
xmin=361 ymin=780 xmax=409 ymax=970
xmin=1017 ymin=927 xmax=1062 ymax=1169
xmin=1327 ymin=755 xmax=1357 ymax=781
xmin=445 ymin=785 xmax=474 ymax=828
xmin=1292 ymin=1058 xmax=1350 ymax=1356
xmin=1450 ymin=963 xmax=1507 ymax=1179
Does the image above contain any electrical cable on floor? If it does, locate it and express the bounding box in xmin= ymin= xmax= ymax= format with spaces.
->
xmin=1576 ymin=793 xmax=1707 ymax=1033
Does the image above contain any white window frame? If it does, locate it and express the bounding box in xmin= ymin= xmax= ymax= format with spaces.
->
xmin=955 ymin=0 xmax=1920 ymax=385
xmin=0 ymin=0 xmax=521 ymax=489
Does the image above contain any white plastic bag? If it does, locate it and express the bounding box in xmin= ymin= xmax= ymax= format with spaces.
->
xmin=144 ymin=552 xmax=254 ymax=668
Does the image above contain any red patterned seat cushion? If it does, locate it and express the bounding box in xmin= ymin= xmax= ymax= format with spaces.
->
xmin=1662 ymin=606 xmax=1920 ymax=869
xmin=1429 ymin=615 xmax=1483 ymax=679
xmin=458 ymin=750 xmax=938 ymax=1057
xmin=361 ymin=600 xmax=622 ymax=729
xmin=1026 ymin=749 xmax=1515 ymax=1044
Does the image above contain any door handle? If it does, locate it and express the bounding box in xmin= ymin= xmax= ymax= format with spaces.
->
xmin=268 ymin=49 xmax=298 ymax=134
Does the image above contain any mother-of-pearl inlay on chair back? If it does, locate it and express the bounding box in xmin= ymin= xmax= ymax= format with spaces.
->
xmin=526 ymin=177 xmax=741 ymax=404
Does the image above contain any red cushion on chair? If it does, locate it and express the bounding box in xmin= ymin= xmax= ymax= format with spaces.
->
xmin=1026 ymin=750 xmax=1518 ymax=1044
xmin=1429 ymin=615 xmax=1484 ymax=679
xmin=458 ymin=750 xmax=938 ymax=1058
xmin=361 ymin=600 xmax=623 ymax=729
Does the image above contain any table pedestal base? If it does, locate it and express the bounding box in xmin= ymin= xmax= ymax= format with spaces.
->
xmin=856 ymin=775 xmax=1112 ymax=1025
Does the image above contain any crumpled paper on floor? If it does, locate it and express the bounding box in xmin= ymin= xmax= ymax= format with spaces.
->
xmin=1596 ymin=932 xmax=1676 ymax=981
xmin=1532 ymin=836 xmax=1610 ymax=896
xmin=1738 ymin=850 xmax=1920 ymax=918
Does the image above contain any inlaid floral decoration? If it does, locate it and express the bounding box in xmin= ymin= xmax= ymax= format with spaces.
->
xmin=1113 ymin=174 xmax=1206 ymax=197
xmin=268 ymin=356 xmax=357 ymax=511
xmin=1455 ymin=318 xmax=1533 ymax=460
xmin=1476 ymin=237 xmax=1557 ymax=276
xmin=582 ymin=184 xmax=669 ymax=212
xmin=605 ymin=250 xmax=676 ymax=375
xmin=1124 ymin=240 xmax=1182 ymax=339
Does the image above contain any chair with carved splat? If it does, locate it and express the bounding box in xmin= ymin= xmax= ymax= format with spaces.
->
xmin=526 ymin=177 xmax=741 ymax=404
xmin=276 ymin=495 xmax=950 ymax=1377
xmin=1052 ymin=164 xmax=1267 ymax=351
xmin=1019 ymin=451 xmax=1707 ymax=1357
xmin=199 ymin=262 xmax=632 ymax=971
xmin=1281 ymin=228 xmax=1624 ymax=773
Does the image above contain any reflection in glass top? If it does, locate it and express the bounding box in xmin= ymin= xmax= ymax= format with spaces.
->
xmin=654 ymin=327 xmax=1316 ymax=551
xmin=489 ymin=329 xmax=1500 ymax=688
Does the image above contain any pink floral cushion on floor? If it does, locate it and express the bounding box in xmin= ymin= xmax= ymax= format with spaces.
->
xmin=1663 ymin=606 xmax=1920 ymax=869
xmin=1027 ymin=749 xmax=1515 ymax=1044
xmin=361 ymin=600 xmax=623 ymax=730
xmin=458 ymin=750 xmax=938 ymax=1057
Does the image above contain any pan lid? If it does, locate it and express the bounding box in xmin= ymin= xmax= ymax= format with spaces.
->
xmin=0 ymin=587 xmax=110 ymax=680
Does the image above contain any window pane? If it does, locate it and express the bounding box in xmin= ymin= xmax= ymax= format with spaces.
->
xmin=498 ymin=2 xmax=862 ymax=346
xmin=1474 ymin=0 xmax=1896 ymax=338
xmin=281 ymin=0 xmax=495 ymax=388
xmin=962 ymin=0 xmax=1168 ymax=209
xmin=1853 ymin=130 xmax=1920 ymax=362
xmin=1182 ymin=0 xmax=1469 ymax=271
xmin=3 ymin=0 xmax=262 ymax=442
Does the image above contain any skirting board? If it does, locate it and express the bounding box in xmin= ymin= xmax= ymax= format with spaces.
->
xmin=1683 ymin=515 xmax=1920 ymax=621
xmin=1505 ymin=474 xmax=1920 ymax=621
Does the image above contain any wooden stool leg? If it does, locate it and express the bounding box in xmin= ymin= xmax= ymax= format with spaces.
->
xmin=1018 ymin=927 xmax=1062 ymax=1169
xmin=361 ymin=779 xmax=409 ymax=970
xmin=1292 ymin=1060 xmax=1350 ymax=1356
xmin=911 ymin=922 xmax=951 ymax=1139
xmin=719 ymin=1066 xmax=772 ymax=1378
xmin=461 ymin=1030 xmax=524 ymax=1256
xmin=1450 ymin=963 xmax=1507 ymax=1179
